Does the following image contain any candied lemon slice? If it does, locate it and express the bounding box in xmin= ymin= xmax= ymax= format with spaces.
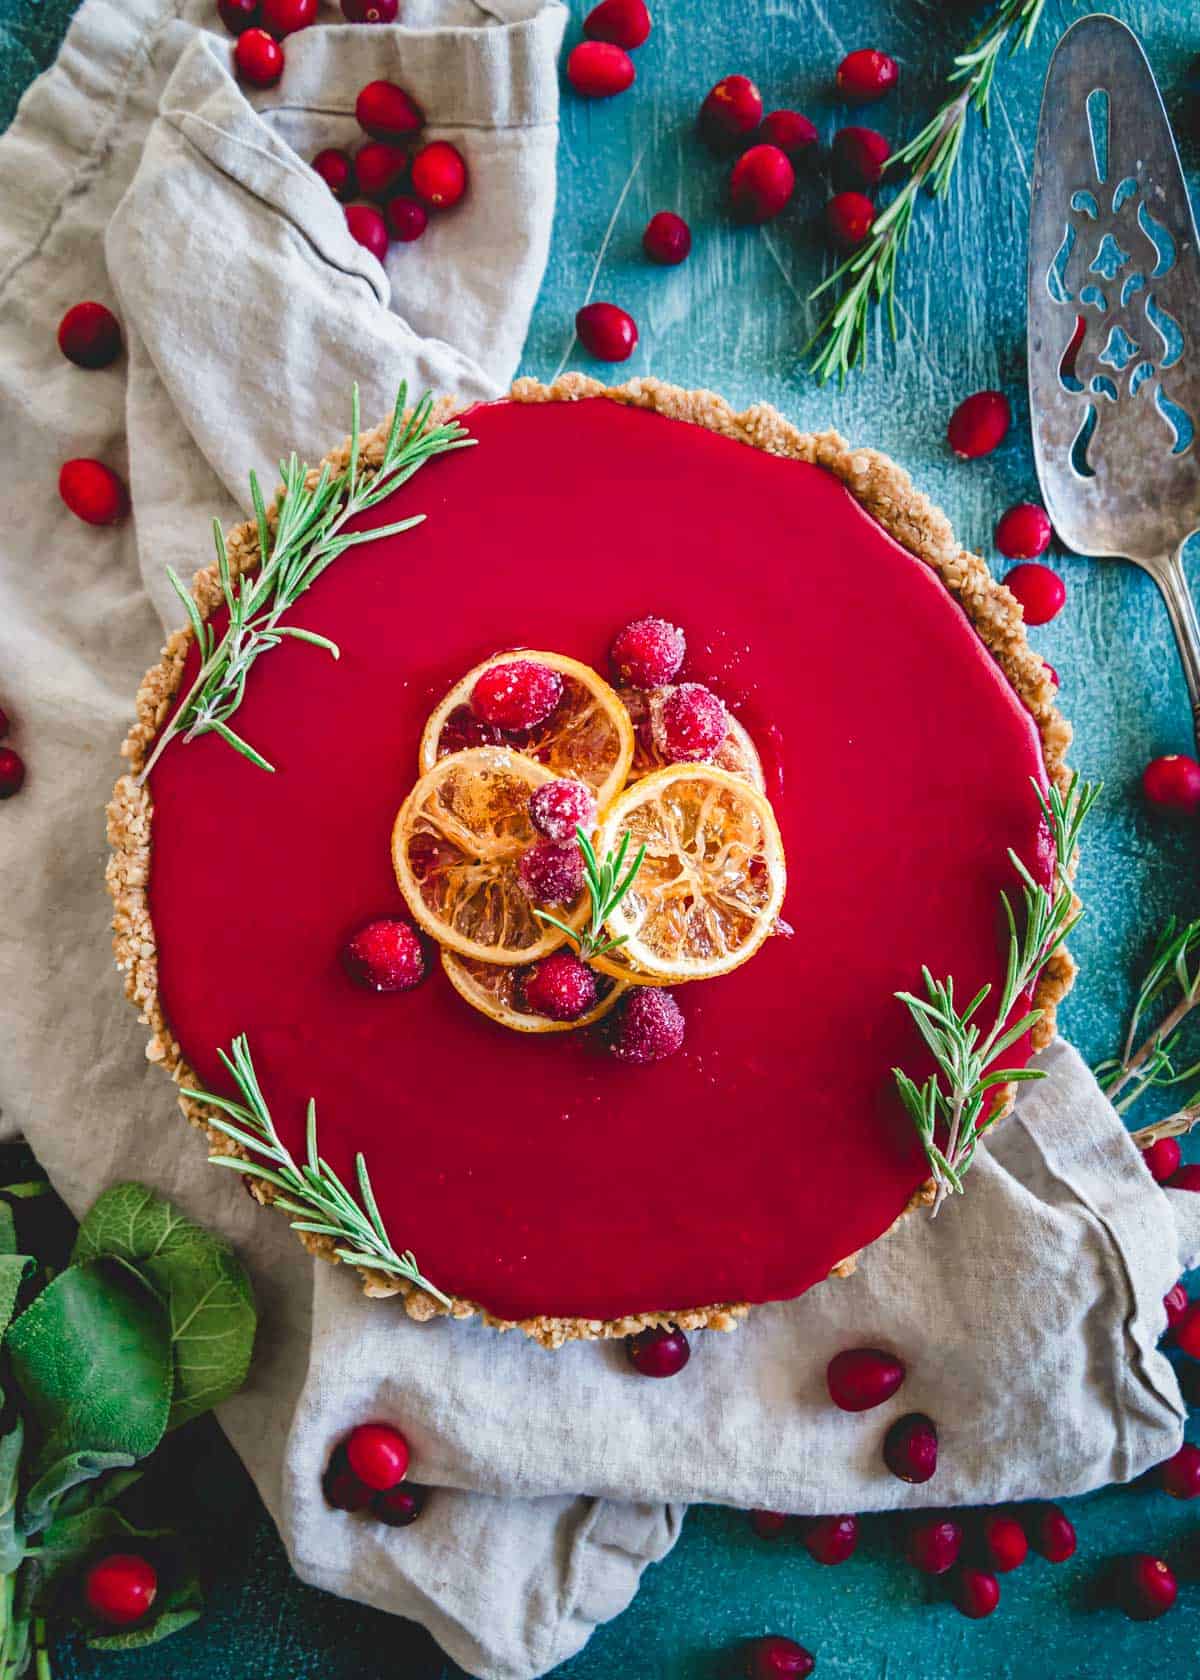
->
xmin=619 ymin=687 xmax=765 ymax=791
xmin=441 ymin=950 xmax=627 ymax=1033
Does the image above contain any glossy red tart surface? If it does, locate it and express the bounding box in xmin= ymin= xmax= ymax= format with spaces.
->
xmin=147 ymin=396 xmax=1051 ymax=1323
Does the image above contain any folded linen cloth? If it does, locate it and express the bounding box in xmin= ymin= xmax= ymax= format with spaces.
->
xmin=2 ymin=5 xmax=1200 ymax=1679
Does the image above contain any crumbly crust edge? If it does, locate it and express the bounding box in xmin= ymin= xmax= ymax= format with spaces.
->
xmin=105 ymin=373 xmax=1075 ymax=1349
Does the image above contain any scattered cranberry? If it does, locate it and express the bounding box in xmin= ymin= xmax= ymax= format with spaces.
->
xmin=583 ymin=0 xmax=650 ymax=49
xmin=825 ymin=1346 xmax=905 ymax=1412
xmin=1142 ymin=1135 xmax=1182 ymax=1183
xmin=837 ymin=48 xmax=898 ymax=104
xmin=750 ymin=1509 xmax=790 ymax=1539
xmin=523 ymin=951 xmax=597 ymax=1022
xmin=1043 ymin=661 xmax=1059 ymax=688
xmin=802 ymin=1513 xmax=858 ymax=1565
xmin=567 ymin=41 xmax=635 ymax=98
xmin=947 ymin=390 xmax=1011 ymax=458
xmin=372 ymin=1482 xmax=429 ymax=1526
xmin=610 ymin=988 xmax=686 ymax=1065
xmin=529 ymin=779 xmax=597 ymax=842
xmin=1142 ymin=754 xmax=1200 ymax=813
xmin=1030 ymin=1503 xmax=1076 ymax=1563
xmin=324 ymin=1449 xmax=372 ymax=1511
xmin=995 ymin=502 xmax=1052 ymax=560
xmin=1168 ymin=1163 xmax=1200 ymax=1191
xmin=217 ymin=0 xmax=259 ymax=33
xmin=355 ymin=141 xmax=410 ymax=200
xmin=342 ymin=918 xmax=425 ymax=992
xmin=651 ymin=682 xmax=726 ymax=762
xmin=356 ymin=81 xmax=424 ymax=142
xmin=1176 ymin=1300 xmax=1200 ymax=1357
xmin=0 ymin=750 xmax=26 ymax=800
xmin=643 ymin=211 xmax=692 ymax=265
xmin=883 ymin=1412 xmax=937 ymax=1483
xmin=576 ymin=301 xmax=638 ymax=362
xmin=518 ymin=840 xmax=585 ymax=905
xmin=1116 ymin=1553 xmax=1177 ymax=1620
xmin=954 ymin=1567 xmax=999 ymax=1619
xmin=626 ymin=1324 xmax=690 ymax=1378
xmin=743 ymin=1636 xmax=815 ymax=1680
xmin=59 ymin=459 xmax=127 ymax=526
xmin=345 ymin=1423 xmax=409 ymax=1491
xmin=411 ymin=141 xmax=468 ymax=209
xmin=825 ymin=191 xmax=876 ymax=250
xmin=341 ymin=0 xmax=398 ymax=18
xmin=386 ymin=196 xmax=428 ymax=242
xmin=57 ymin=301 xmax=122 ymax=369
xmin=312 ymin=148 xmax=355 ymax=200
xmin=0 ymin=706 xmax=9 ymax=737
xmin=471 ymin=658 xmax=563 ymax=730
xmin=234 ymin=26 xmax=284 ymax=86
xmin=611 ymin=616 xmax=685 ymax=688
xmin=831 ymin=126 xmax=890 ymax=190
xmin=84 ymin=1554 xmax=158 ymax=1627
xmin=699 ymin=75 xmax=763 ymax=149
xmin=730 ymin=145 xmax=795 ymax=223
xmin=906 ymin=1516 xmax=962 ymax=1574
xmin=981 ymin=1511 xmax=1028 ymax=1572
xmin=1165 ymin=1282 xmax=1190 ymax=1329
xmin=760 ymin=109 xmax=818 ymax=159
xmin=260 ymin=0 xmax=315 ymax=34
xmin=1159 ymin=1441 xmax=1200 ymax=1499
xmin=344 ymin=204 xmax=389 ymax=262
xmin=1004 ymin=562 xmax=1066 ymax=626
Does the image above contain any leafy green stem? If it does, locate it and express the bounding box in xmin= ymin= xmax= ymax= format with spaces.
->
xmin=535 ymin=826 xmax=646 ymax=963
xmin=1094 ymin=917 xmax=1200 ymax=1112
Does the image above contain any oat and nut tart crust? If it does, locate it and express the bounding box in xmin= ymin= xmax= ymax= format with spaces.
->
xmin=106 ymin=375 xmax=1075 ymax=1349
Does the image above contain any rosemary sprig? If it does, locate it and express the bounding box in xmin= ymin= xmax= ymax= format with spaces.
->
xmin=184 ymin=1034 xmax=449 ymax=1305
xmin=807 ymin=0 xmax=1049 ymax=384
xmin=1094 ymin=916 xmax=1200 ymax=1113
xmin=535 ymin=825 xmax=646 ymax=962
xmin=894 ymin=773 xmax=1100 ymax=1212
xmin=138 ymin=385 xmax=474 ymax=780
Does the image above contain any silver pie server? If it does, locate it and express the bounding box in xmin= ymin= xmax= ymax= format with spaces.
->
xmin=1028 ymin=13 xmax=1200 ymax=745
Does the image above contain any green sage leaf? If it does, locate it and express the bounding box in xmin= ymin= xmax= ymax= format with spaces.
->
xmin=20 ymin=1450 xmax=137 ymax=1539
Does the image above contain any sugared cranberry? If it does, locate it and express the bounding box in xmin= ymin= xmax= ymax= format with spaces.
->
xmin=0 ymin=750 xmax=24 ymax=800
xmin=730 ymin=145 xmax=795 ymax=223
xmin=1176 ymin=1300 xmax=1200 ymax=1357
xmin=356 ymin=81 xmax=424 ymax=142
xmin=567 ymin=41 xmax=635 ymax=98
xmin=576 ymin=301 xmax=638 ymax=362
xmin=386 ymin=196 xmax=428 ymax=242
xmin=1159 ymin=1442 xmax=1200 ymax=1499
xmin=518 ymin=840 xmax=584 ymax=905
xmin=529 ymin=779 xmax=597 ymax=842
xmin=312 ymin=148 xmax=355 ymax=200
xmin=699 ymin=75 xmax=763 ymax=149
xmin=837 ymin=48 xmax=898 ymax=104
xmin=831 ymin=126 xmax=890 ymax=189
xmin=372 ymin=1482 xmax=429 ymax=1526
xmin=996 ymin=502 xmax=1052 ymax=560
xmin=743 ymin=1635 xmax=815 ymax=1679
xmin=626 ymin=1324 xmax=690 ymax=1378
xmin=825 ymin=1346 xmax=905 ymax=1412
xmin=1165 ymin=1282 xmax=1190 ymax=1330
xmin=471 ymin=659 xmax=563 ymax=730
xmin=323 ymin=1448 xmax=372 ymax=1511
xmin=906 ymin=1516 xmax=962 ymax=1574
xmin=650 ymin=682 xmax=726 ymax=762
xmin=355 ymin=141 xmax=410 ymax=200
xmin=583 ymin=0 xmax=650 ymax=49
xmin=1004 ymin=562 xmax=1066 ymax=626
xmin=1030 ymin=1503 xmax=1076 ymax=1563
xmin=610 ymin=989 xmax=685 ymax=1065
xmin=59 ymin=459 xmax=127 ymax=525
xmin=261 ymin=0 xmax=315 ymax=35
xmin=1142 ymin=1135 xmax=1182 ymax=1183
xmin=750 ymin=1509 xmax=790 ymax=1539
xmin=341 ymin=919 xmax=425 ymax=992
xmin=981 ymin=1512 xmax=1028 ymax=1572
xmin=825 ymin=191 xmax=876 ymax=250
xmin=523 ymin=952 xmax=597 ymax=1022
xmin=234 ymin=26 xmax=284 ymax=86
xmin=611 ymin=615 xmax=685 ymax=688
xmin=643 ymin=211 xmax=692 ymax=265
xmin=341 ymin=0 xmax=399 ymax=18
xmin=57 ymin=301 xmax=122 ymax=369
xmin=345 ymin=1423 xmax=409 ymax=1491
xmin=84 ymin=1554 xmax=158 ymax=1627
xmin=344 ymin=204 xmax=389 ymax=261
xmin=883 ymin=1412 xmax=937 ymax=1483
xmin=411 ymin=141 xmax=468 ymax=209
xmin=1169 ymin=1163 xmax=1200 ymax=1191
xmin=954 ymin=1567 xmax=999 ymax=1619
xmin=947 ymin=390 xmax=1011 ymax=458
xmin=760 ymin=109 xmax=818 ymax=159
xmin=802 ymin=1513 xmax=858 ymax=1565
xmin=1116 ymin=1553 xmax=1177 ymax=1620
xmin=217 ymin=0 xmax=259 ymax=34
xmin=1142 ymin=754 xmax=1200 ymax=813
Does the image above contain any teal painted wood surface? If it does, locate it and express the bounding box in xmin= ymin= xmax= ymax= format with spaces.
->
xmin=5 ymin=0 xmax=1200 ymax=1673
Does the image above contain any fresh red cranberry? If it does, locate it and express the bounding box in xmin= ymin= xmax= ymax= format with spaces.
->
xmin=750 ymin=1509 xmax=790 ymax=1539
xmin=651 ymin=682 xmax=726 ymax=762
xmin=529 ymin=779 xmax=597 ymax=842
xmin=1176 ymin=1300 xmax=1200 ymax=1357
xmin=345 ymin=1423 xmax=410 ymax=1491
xmin=825 ymin=191 xmax=876 ymax=250
xmin=1165 ymin=1282 xmax=1190 ymax=1329
xmin=260 ymin=0 xmax=315 ymax=35
xmin=386 ymin=196 xmax=428 ymax=242
xmin=954 ymin=1567 xmax=999 ymax=1619
xmin=234 ymin=26 xmax=284 ymax=86
xmin=0 ymin=750 xmax=26 ymax=800
xmin=1168 ymin=1163 xmax=1200 ymax=1191
xmin=883 ymin=1412 xmax=937 ymax=1483
xmin=518 ymin=841 xmax=585 ymax=905
xmin=1043 ymin=661 xmax=1059 ymax=688
xmin=760 ymin=109 xmax=818 ymax=159
xmin=906 ymin=1516 xmax=962 ymax=1574
xmin=583 ymin=0 xmax=650 ymax=49
xmin=1116 ymin=1553 xmax=1177 ymax=1619
xmin=837 ymin=48 xmax=898 ymax=104
xmin=947 ymin=390 xmax=1011 ymax=458
xmin=610 ymin=988 xmax=686 ymax=1065
xmin=57 ymin=301 xmax=121 ymax=369
xmin=471 ymin=659 xmax=563 ymax=730
xmin=355 ymin=81 xmax=424 ymax=142
xmin=59 ymin=459 xmax=127 ymax=525
xmin=342 ymin=918 xmax=425 ymax=992
xmin=312 ymin=148 xmax=355 ymax=200
xmin=611 ymin=615 xmax=685 ymax=688
xmin=626 ymin=1324 xmax=690 ymax=1377
xmin=0 ymin=706 xmax=9 ymax=737
xmin=411 ymin=142 xmax=468 ymax=209
xmin=355 ymin=141 xmax=410 ymax=199
xmin=84 ymin=1554 xmax=158 ymax=1627
xmin=1159 ymin=1442 xmax=1200 ymax=1499
xmin=981 ymin=1511 xmax=1028 ymax=1572
xmin=217 ymin=0 xmax=259 ymax=33
xmin=743 ymin=1635 xmax=815 ymax=1679
xmin=323 ymin=1448 xmax=373 ymax=1511
xmin=802 ymin=1513 xmax=858 ymax=1565
xmin=642 ymin=211 xmax=692 ymax=265
xmin=730 ymin=145 xmax=795 ymax=223
xmin=1004 ymin=562 xmax=1066 ymax=626
xmin=567 ymin=41 xmax=635 ymax=98
xmin=523 ymin=952 xmax=597 ymax=1022
xmin=1029 ymin=1502 xmax=1076 ymax=1563
xmin=995 ymin=502 xmax=1052 ymax=560
xmin=699 ymin=75 xmax=763 ymax=149
xmin=831 ymin=126 xmax=891 ymax=189
xmin=825 ymin=1346 xmax=905 ymax=1411
xmin=341 ymin=0 xmax=399 ymax=19
xmin=1142 ymin=1135 xmax=1182 ymax=1183
xmin=372 ymin=1482 xmax=429 ymax=1526
xmin=344 ymin=205 xmax=389 ymax=261
xmin=1142 ymin=754 xmax=1200 ymax=813
xmin=576 ymin=301 xmax=638 ymax=362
